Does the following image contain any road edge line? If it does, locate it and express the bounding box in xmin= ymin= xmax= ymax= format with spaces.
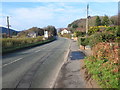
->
xmin=50 ymin=39 xmax=71 ymax=88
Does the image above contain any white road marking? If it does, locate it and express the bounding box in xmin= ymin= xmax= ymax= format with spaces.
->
xmin=35 ymin=50 xmax=41 ymax=53
xmin=3 ymin=58 xmax=23 ymax=67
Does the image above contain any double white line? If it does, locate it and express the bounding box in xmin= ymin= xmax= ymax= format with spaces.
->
xmin=3 ymin=58 xmax=23 ymax=67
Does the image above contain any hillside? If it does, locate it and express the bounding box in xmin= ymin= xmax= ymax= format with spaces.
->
xmin=68 ymin=15 xmax=118 ymax=33
xmin=0 ymin=27 xmax=19 ymax=36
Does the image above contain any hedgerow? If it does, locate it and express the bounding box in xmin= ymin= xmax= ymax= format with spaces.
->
xmin=2 ymin=36 xmax=55 ymax=53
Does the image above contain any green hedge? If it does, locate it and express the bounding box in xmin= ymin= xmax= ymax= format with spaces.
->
xmin=78 ymin=37 xmax=89 ymax=46
xmin=2 ymin=36 xmax=55 ymax=53
xmin=78 ymin=31 xmax=117 ymax=48
xmin=2 ymin=36 xmax=43 ymax=49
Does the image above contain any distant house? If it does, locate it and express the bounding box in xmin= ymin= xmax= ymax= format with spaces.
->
xmin=27 ymin=31 xmax=37 ymax=38
xmin=60 ymin=28 xmax=71 ymax=35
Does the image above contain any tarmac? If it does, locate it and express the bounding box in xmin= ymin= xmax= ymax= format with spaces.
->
xmin=54 ymin=40 xmax=86 ymax=88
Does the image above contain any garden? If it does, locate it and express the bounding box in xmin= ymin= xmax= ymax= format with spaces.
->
xmin=77 ymin=26 xmax=119 ymax=88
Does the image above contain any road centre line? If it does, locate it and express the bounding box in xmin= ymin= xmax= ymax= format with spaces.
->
xmin=3 ymin=58 xmax=23 ymax=67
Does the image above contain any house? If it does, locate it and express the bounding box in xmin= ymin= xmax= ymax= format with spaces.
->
xmin=27 ymin=31 xmax=37 ymax=38
xmin=44 ymin=30 xmax=48 ymax=38
xmin=60 ymin=28 xmax=71 ymax=35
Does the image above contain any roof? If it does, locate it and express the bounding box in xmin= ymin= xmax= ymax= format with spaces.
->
xmin=61 ymin=28 xmax=70 ymax=31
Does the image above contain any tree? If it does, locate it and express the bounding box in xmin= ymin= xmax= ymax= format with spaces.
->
xmin=72 ymin=24 xmax=78 ymax=28
xmin=74 ymin=31 xmax=85 ymax=37
xmin=44 ymin=25 xmax=57 ymax=37
xmin=95 ymin=16 xmax=101 ymax=26
xmin=37 ymin=28 xmax=44 ymax=36
xmin=110 ymin=15 xmax=118 ymax=25
xmin=12 ymin=31 xmax=17 ymax=36
xmin=102 ymin=15 xmax=110 ymax=26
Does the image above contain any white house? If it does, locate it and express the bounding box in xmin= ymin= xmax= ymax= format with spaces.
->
xmin=61 ymin=28 xmax=71 ymax=35
xmin=44 ymin=30 xmax=48 ymax=38
xmin=27 ymin=31 xmax=37 ymax=38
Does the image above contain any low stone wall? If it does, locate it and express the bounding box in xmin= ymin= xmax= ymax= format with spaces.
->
xmin=79 ymin=45 xmax=92 ymax=56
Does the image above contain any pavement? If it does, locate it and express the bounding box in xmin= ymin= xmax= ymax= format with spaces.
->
xmin=2 ymin=37 xmax=70 ymax=88
xmin=54 ymin=40 xmax=87 ymax=88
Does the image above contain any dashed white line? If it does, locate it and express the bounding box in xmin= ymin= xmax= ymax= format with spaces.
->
xmin=35 ymin=50 xmax=41 ymax=53
xmin=3 ymin=58 xmax=23 ymax=67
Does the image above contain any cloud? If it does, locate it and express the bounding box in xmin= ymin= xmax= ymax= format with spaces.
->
xmin=1 ymin=2 xmax=118 ymax=31
xmin=1 ymin=3 xmax=87 ymax=30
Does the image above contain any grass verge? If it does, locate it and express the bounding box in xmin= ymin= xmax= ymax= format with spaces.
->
xmin=2 ymin=38 xmax=55 ymax=54
xmin=84 ymin=56 xmax=119 ymax=89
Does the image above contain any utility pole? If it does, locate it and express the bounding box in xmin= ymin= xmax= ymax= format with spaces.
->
xmin=7 ymin=16 xmax=10 ymax=37
xmin=86 ymin=4 xmax=89 ymax=37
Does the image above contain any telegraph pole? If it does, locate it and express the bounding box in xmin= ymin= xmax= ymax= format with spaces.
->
xmin=7 ymin=16 xmax=10 ymax=37
xmin=86 ymin=4 xmax=89 ymax=36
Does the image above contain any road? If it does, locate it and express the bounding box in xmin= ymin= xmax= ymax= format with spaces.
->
xmin=2 ymin=37 xmax=70 ymax=88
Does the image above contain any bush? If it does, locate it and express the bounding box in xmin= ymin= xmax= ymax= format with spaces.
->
xmin=89 ymin=33 xmax=103 ymax=47
xmin=74 ymin=31 xmax=85 ymax=37
xmin=2 ymin=36 xmax=43 ymax=49
xmin=2 ymin=36 xmax=56 ymax=53
xmin=78 ymin=37 xmax=89 ymax=46
xmin=88 ymin=26 xmax=100 ymax=35
xmin=88 ymin=32 xmax=116 ymax=47
xmin=116 ymin=26 xmax=120 ymax=37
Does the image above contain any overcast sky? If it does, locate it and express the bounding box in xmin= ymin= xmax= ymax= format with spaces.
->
xmin=0 ymin=1 xmax=118 ymax=31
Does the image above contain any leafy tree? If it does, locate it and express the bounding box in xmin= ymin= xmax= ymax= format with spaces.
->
xmin=95 ymin=16 xmax=101 ymax=26
xmin=44 ymin=25 xmax=57 ymax=36
xmin=68 ymin=24 xmax=72 ymax=27
xmin=37 ymin=28 xmax=44 ymax=36
xmin=74 ymin=31 xmax=85 ymax=37
xmin=110 ymin=15 xmax=118 ymax=25
xmin=102 ymin=15 xmax=110 ymax=26
xmin=72 ymin=24 xmax=78 ymax=28
xmin=12 ymin=31 xmax=17 ymax=36
xmin=80 ymin=37 xmax=89 ymax=49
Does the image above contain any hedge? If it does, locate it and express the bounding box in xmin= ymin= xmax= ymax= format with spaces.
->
xmin=2 ymin=36 xmax=55 ymax=53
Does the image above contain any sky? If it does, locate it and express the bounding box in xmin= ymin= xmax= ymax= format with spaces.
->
xmin=0 ymin=1 xmax=118 ymax=31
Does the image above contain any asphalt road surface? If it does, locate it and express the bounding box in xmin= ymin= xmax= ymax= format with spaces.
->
xmin=2 ymin=37 xmax=70 ymax=88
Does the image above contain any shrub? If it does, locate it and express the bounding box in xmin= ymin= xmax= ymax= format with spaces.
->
xmin=116 ymin=26 xmax=120 ymax=37
xmin=78 ymin=37 xmax=89 ymax=47
xmin=74 ymin=31 xmax=85 ymax=37
xmin=88 ymin=33 xmax=103 ymax=47
xmin=88 ymin=32 xmax=116 ymax=47
xmin=88 ymin=26 xmax=100 ymax=35
xmin=2 ymin=36 xmax=43 ymax=49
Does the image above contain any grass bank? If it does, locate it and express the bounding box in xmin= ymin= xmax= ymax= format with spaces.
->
xmin=83 ymin=42 xmax=119 ymax=88
xmin=2 ymin=37 xmax=55 ymax=54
